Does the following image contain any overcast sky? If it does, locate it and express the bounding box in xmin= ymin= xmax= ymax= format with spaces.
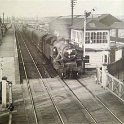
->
xmin=0 ymin=0 xmax=124 ymax=18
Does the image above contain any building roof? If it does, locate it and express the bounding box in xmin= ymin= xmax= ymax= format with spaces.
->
xmin=70 ymin=14 xmax=122 ymax=30
xmin=98 ymin=14 xmax=110 ymax=20
xmin=50 ymin=17 xmax=83 ymax=26
xmin=49 ymin=14 xmax=122 ymax=31
xmin=70 ymin=19 xmax=109 ymax=30
xmin=110 ymin=22 xmax=124 ymax=29
xmin=98 ymin=14 xmax=121 ymax=26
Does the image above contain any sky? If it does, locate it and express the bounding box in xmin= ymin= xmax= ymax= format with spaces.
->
xmin=0 ymin=0 xmax=124 ymax=18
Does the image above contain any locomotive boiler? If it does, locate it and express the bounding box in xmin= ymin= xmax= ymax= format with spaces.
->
xmin=51 ymin=39 xmax=83 ymax=78
xmin=23 ymin=26 xmax=84 ymax=78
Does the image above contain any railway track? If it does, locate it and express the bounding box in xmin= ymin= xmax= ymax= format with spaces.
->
xmin=78 ymin=79 xmax=124 ymax=123
xmin=21 ymin=29 xmax=57 ymax=78
xmin=15 ymin=27 xmax=68 ymax=124
xmin=16 ymin=29 xmax=40 ymax=124
xmin=15 ymin=26 xmax=97 ymax=124
xmin=18 ymin=27 xmax=99 ymax=123
xmin=14 ymin=25 xmax=124 ymax=124
xmin=60 ymin=78 xmax=124 ymax=124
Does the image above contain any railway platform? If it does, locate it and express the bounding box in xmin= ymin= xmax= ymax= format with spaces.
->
xmin=0 ymin=26 xmax=20 ymax=124
xmin=0 ymin=26 xmax=20 ymax=85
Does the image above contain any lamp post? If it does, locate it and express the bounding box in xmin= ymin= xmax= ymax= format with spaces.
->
xmin=83 ymin=9 xmax=95 ymax=73
xmin=83 ymin=10 xmax=87 ymax=58
xmin=71 ymin=0 xmax=74 ymax=26
xmin=70 ymin=0 xmax=77 ymax=40
xmin=83 ymin=9 xmax=95 ymax=57
xmin=71 ymin=0 xmax=77 ymax=26
xmin=82 ymin=10 xmax=87 ymax=73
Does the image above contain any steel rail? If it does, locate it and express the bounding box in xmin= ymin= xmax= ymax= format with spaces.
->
xmin=21 ymin=32 xmax=57 ymax=78
xmin=19 ymin=29 xmax=65 ymax=124
xmin=58 ymin=78 xmax=98 ymax=124
xmin=16 ymin=30 xmax=32 ymax=124
xmin=7 ymin=80 xmax=29 ymax=124
xmin=77 ymin=79 xmax=124 ymax=124
xmin=17 ymin=30 xmax=39 ymax=124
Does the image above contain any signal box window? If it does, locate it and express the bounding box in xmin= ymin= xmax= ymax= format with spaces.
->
xmin=85 ymin=55 xmax=90 ymax=63
xmin=85 ymin=32 xmax=90 ymax=43
xmin=85 ymin=31 xmax=108 ymax=44
xmin=104 ymin=55 xmax=107 ymax=63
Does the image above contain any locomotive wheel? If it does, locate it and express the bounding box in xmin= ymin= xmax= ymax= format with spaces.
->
xmin=58 ymin=70 xmax=64 ymax=79
xmin=66 ymin=70 xmax=70 ymax=79
xmin=72 ymin=71 xmax=78 ymax=79
xmin=60 ymin=72 xmax=64 ymax=79
xmin=61 ymin=72 xmax=64 ymax=79
xmin=76 ymin=72 xmax=79 ymax=78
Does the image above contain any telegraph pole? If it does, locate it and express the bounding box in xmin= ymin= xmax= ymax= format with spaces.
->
xmin=83 ymin=9 xmax=95 ymax=73
xmin=71 ymin=0 xmax=74 ymax=26
xmin=71 ymin=0 xmax=77 ymax=26
xmin=70 ymin=0 xmax=77 ymax=40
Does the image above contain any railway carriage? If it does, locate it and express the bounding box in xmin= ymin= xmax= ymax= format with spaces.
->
xmin=23 ymin=27 xmax=34 ymax=41
xmin=42 ymin=34 xmax=57 ymax=59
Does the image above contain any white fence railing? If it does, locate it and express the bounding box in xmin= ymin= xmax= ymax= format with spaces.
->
xmin=0 ymin=77 xmax=13 ymax=124
xmin=96 ymin=65 xmax=124 ymax=102
xmin=8 ymin=81 xmax=13 ymax=124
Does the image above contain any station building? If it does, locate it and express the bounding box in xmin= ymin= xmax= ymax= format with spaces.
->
xmin=70 ymin=16 xmax=111 ymax=68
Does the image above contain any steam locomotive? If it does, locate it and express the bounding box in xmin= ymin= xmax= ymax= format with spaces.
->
xmin=23 ymin=26 xmax=84 ymax=78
